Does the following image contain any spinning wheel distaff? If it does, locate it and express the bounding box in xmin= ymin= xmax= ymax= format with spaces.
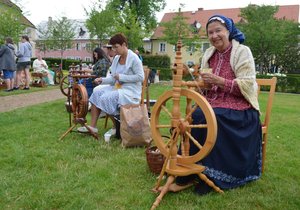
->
xmin=150 ymin=40 xmax=223 ymax=209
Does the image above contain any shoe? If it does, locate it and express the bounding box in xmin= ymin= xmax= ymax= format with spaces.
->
xmin=77 ymin=126 xmax=98 ymax=134
xmin=4 ymin=89 xmax=13 ymax=92
xmin=13 ymin=87 xmax=19 ymax=90
xmin=23 ymin=87 xmax=30 ymax=90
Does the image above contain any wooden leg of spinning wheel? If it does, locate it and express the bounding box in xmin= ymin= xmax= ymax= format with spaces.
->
xmin=83 ymin=124 xmax=99 ymax=140
xmin=59 ymin=124 xmax=77 ymax=140
xmin=151 ymin=175 xmax=175 ymax=210
xmin=198 ymin=173 xmax=224 ymax=194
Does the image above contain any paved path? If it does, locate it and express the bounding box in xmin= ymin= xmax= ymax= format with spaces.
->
xmin=0 ymin=89 xmax=65 ymax=113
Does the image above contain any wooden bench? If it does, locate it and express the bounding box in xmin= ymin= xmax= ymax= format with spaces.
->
xmin=31 ymin=72 xmax=48 ymax=87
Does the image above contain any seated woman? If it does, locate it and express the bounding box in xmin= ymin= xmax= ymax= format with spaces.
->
xmin=84 ymin=47 xmax=111 ymax=97
xmin=32 ymin=54 xmax=54 ymax=85
xmin=77 ymin=33 xmax=144 ymax=134
xmin=169 ymin=15 xmax=262 ymax=195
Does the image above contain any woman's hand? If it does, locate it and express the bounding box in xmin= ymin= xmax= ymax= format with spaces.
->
xmin=94 ymin=77 xmax=102 ymax=85
xmin=113 ymin=74 xmax=119 ymax=81
xmin=201 ymin=73 xmax=225 ymax=88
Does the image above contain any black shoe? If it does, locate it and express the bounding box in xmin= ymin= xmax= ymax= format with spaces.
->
xmin=175 ymin=174 xmax=197 ymax=186
xmin=23 ymin=87 xmax=30 ymax=90
xmin=4 ymin=89 xmax=13 ymax=92
xmin=194 ymin=180 xmax=213 ymax=195
xmin=13 ymin=87 xmax=19 ymax=90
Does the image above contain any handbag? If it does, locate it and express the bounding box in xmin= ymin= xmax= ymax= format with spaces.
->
xmin=120 ymin=103 xmax=152 ymax=147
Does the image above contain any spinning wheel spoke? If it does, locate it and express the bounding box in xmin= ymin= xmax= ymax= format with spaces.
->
xmin=184 ymin=131 xmax=203 ymax=150
xmin=184 ymin=104 xmax=199 ymax=121
xmin=187 ymin=123 xmax=208 ymax=129
xmin=161 ymin=105 xmax=172 ymax=118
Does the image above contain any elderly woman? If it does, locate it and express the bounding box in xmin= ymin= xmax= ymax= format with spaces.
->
xmin=170 ymin=15 xmax=262 ymax=195
xmin=32 ymin=54 xmax=55 ymax=85
xmin=78 ymin=33 xmax=144 ymax=134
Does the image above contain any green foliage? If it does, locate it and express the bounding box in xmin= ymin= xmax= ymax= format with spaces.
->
xmin=238 ymin=5 xmax=300 ymax=73
xmin=142 ymin=54 xmax=170 ymax=68
xmin=0 ymin=7 xmax=25 ymax=44
xmin=160 ymin=8 xmax=199 ymax=49
xmin=85 ymin=0 xmax=166 ymax=50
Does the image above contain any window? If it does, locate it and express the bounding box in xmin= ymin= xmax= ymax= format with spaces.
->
xmin=159 ymin=42 xmax=166 ymax=52
xmin=85 ymin=57 xmax=92 ymax=62
xmin=202 ymin=42 xmax=210 ymax=52
xmin=76 ymin=43 xmax=81 ymax=51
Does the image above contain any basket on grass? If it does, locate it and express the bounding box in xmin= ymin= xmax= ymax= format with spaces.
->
xmin=145 ymin=145 xmax=165 ymax=174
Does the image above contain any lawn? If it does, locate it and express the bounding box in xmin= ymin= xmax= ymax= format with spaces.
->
xmin=0 ymin=83 xmax=299 ymax=210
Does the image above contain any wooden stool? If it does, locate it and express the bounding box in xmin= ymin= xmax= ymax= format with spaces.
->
xmin=31 ymin=72 xmax=48 ymax=87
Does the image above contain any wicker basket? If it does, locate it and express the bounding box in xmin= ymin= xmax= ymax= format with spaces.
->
xmin=145 ymin=146 xmax=165 ymax=174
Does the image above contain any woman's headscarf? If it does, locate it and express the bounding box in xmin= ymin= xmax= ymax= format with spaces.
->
xmin=206 ymin=15 xmax=245 ymax=44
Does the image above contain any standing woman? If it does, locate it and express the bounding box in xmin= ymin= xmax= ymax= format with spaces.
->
xmin=15 ymin=35 xmax=32 ymax=90
xmin=0 ymin=37 xmax=16 ymax=91
xmin=85 ymin=47 xmax=111 ymax=97
xmin=171 ymin=15 xmax=262 ymax=194
xmin=77 ymin=33 xmax=144 ymax=134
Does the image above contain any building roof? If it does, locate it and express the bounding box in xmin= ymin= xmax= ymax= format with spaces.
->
xmin=152 ymin=5 xmax=300 ymax=40
xmin=0 ymin=0 xmax=36 ymax=28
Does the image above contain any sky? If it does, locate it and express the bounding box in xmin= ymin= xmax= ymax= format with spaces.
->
xmin=22 ymin=0 xmax=300 ymax=26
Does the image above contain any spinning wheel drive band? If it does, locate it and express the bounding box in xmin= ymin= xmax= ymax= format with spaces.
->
xmin=72 ymin=84 xmax=88 ymax=118
xmin=60 ymin=75 xmax=72 ymax=97
xmin=150 ymin=89 xmax=217 ymax=165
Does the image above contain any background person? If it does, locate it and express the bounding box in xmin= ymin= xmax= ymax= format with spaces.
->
xmin=77 ymin=33 xmax=144 ymax=135
xmin=32 ymin=54 xmax=55 ymax=85
xmin=15 ymin=35 xmax=32 ymax=90
xmin=0 ymin=37 xmax=16 ymax=92
xmin=172 ymin=14 xmax=262 ymax=195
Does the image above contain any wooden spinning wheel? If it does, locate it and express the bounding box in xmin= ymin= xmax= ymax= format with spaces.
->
xmin=60 ymin=75 xmax=72 ymax=97
xmin=150 ymin=40 xmax=223 ymax=210
xmin=59 ymin=73 xmax=97 ymax=140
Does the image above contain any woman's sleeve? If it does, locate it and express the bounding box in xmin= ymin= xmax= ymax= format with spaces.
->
xmin=119 ymin=56 xmax=144 ymax=83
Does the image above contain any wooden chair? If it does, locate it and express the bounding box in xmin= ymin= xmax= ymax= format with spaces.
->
xmin=256 ymin=77 xmax=277 ymax=172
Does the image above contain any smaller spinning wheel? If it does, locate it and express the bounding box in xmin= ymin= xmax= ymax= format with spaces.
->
xmin=71 ymin=84 xmax=88 ymax=118
xmin=60 ymin=75 xmax=73 ymax=97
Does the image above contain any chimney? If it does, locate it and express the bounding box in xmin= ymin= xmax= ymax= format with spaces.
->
xmin=48 ymin=16 xmax=52 ymax=23
xmin=198 ymin=8 xmax=203 ymax=11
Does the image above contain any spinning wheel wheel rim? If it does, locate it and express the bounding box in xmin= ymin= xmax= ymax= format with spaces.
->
xmin=71 ymin=84 xmax=88 ymax=118
xmin=150 ymin=89 xmax=217 ymax=165
xmin=60 ymin=75 xmax=72 ymax=97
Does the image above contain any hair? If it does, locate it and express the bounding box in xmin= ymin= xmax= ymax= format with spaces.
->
xmin=93 ymin=47 xmax=111 ymax=64
xmin=109 ymin=33 xmax=128 ymax=46
xmin=5 ymin=37 xmax=13 ymax=44
xmin=21 ymin=35 xmax=30 ymax=42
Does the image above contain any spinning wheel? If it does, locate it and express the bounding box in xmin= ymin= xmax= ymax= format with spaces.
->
xmin=59 ymin=73 xmax=97 ymax=140
xmin=60 ymin=75 xmax=72 ymax=97
xmin=150 ymin=40 xmax=223 ymax=209
xmin=72 ymin=84 xmax=88 ymax=118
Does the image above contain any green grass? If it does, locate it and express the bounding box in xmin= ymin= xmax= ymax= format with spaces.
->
xmin=0 ymin=84 xmax=299 ymax=210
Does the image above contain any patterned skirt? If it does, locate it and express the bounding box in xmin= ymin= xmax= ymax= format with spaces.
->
xmin=89 ymin=85 xmax=119 ymax=115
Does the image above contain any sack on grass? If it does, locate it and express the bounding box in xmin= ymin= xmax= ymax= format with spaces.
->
xmin=120 ymin=104 xmax=151 ymax=147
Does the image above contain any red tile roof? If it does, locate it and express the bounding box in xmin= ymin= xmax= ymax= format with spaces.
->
xmin=152 ymin=5 xmax=299 ymax=39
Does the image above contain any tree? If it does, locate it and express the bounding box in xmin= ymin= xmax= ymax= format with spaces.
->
xmin=85 ymin=1 xmax=116 ymax=46
xmin=0 ymin=7 xmax=25 ymax=44
xmin=49 ymin=17 xmax=76 ymax=67
xmin=36 ymin=20 xmax=55 ymax=57
xmin=85 ymin=0 xmax=166 ymax=50
xmin=159 ymin=8 xmax=200 ymax=51
xmin=238 ymin=5 xmax=300 ymax=73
